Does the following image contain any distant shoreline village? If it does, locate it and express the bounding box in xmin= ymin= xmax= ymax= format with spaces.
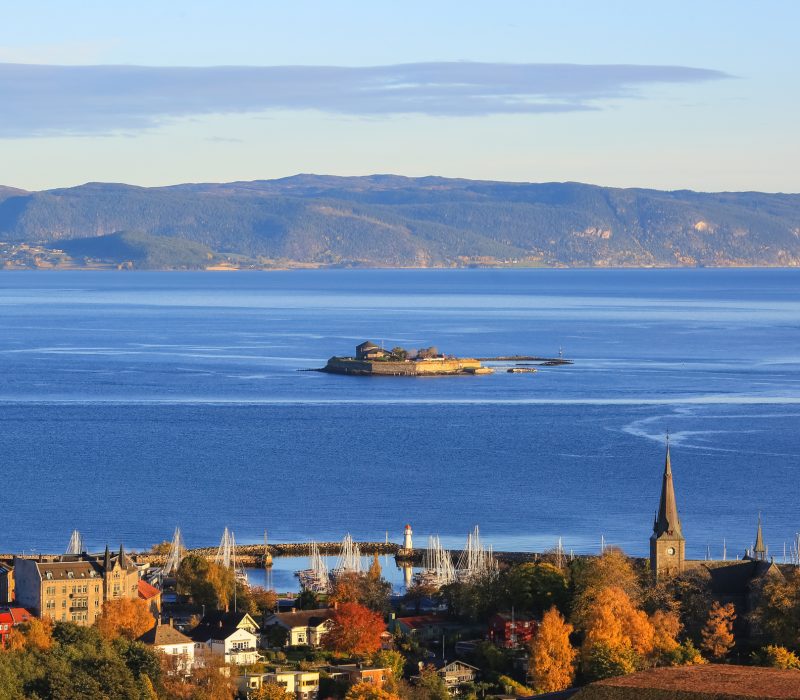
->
xmin=317 ymin=341 xmax=572 ymax=376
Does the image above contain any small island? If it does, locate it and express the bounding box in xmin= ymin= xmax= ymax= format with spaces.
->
xmin=321 ymin=341 xmax=494 ymax=376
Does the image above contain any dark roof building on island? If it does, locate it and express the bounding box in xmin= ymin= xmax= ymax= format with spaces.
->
xmin=355 ymin=341 xmax=389 ymax=360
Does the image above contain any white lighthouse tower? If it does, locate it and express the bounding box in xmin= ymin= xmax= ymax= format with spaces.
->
xmin=403 ymin=524 xmax=413 ymax=551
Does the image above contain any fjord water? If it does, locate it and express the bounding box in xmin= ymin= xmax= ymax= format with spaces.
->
xmin=1 ymin=269 xmax=799 ymax=562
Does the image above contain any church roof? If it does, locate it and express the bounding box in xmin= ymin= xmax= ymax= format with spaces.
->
xmin=653 ymin=442 xmax=683 ymax=540
xmin=754 ymin=513 xmax=767 ymax=556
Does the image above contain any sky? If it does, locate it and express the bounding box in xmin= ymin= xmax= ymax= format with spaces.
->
xmin=1 ymin=1 xmax=798 ymax=192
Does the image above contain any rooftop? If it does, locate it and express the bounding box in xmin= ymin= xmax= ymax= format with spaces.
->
xmin=138 ymin=621 xmax=191 ymax=647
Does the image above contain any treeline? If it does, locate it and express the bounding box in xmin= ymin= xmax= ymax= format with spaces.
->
xmin=406 ymin=549 xmax=800 ymax=693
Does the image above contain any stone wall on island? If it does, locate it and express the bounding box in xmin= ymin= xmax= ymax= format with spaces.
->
xmin=324 ymin=357 xmax=483 ymax=376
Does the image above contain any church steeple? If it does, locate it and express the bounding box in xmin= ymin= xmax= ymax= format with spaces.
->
xmin=103 ymin=544 xmax=111 ymax=571
xmin=753 ymin=513 xmax=767 ymax=560
xmin=653 ymin=439 xmax=683 ymax=538
xmin=650 ymin=438 xmax=686 ymax=580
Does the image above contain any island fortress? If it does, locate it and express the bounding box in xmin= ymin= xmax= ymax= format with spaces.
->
xmin=322 ymin=341 xmax=493 ymax=376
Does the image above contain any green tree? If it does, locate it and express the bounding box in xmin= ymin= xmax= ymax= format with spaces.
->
xmin=414 ymin=665 xmax=449 ymax=700
xmin=582 ymin=642 xmax=639 ymax=681
xmin=177 ymin=554 xmax=235 ymax=611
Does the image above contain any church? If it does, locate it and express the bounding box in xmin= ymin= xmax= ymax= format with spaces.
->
xmin=648 ymin=441 xmax=785 ymax=637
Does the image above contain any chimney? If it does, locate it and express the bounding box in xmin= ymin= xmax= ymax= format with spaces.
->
xmin=169 ymin=618 xmax=174 ymax=628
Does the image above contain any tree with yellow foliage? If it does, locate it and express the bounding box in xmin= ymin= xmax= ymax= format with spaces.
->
xmin=700 ymin=601 xmax=735 ymax=660
xmin=752 ymin=645 xmax=800 ymax=669
xmin=96 ymin=597 xmax=155 ymax=640
xmin=529 ymin=606 xmax=576 ymax=693
xmin=345 ymin=681 xmax=401 ymax=700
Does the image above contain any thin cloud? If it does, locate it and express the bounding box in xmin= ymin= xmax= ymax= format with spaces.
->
xmin=0 ymin=61 xmax=730 ymax=138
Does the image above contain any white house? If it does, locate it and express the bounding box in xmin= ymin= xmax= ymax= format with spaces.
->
xmin=189 ymin=611 xmax=261 ymax=665
xmin=262 ymin=608 xmax=335 ymax=647
xmin=137 ymin=620 xmax=195 ymax=674
xmin=236 ymin=670 xmax=320 ymax=700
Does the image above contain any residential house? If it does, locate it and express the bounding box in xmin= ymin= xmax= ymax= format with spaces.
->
xmin=262 ymin=607 xmax=335 ymax=647
xmin=138 ymin=578 xmax=162 ymax=617
xmin=13 ymin=545 xmax=140 ymax=626
xmin=329 ymin=664 xmax=389 ymax=689
xmin=433 ymin=660 xmax=479 ymax=693
xmin=138 ymin=619 xmax=194 ymax=674
xmin=189 ymin=611 xmax=261 ymax=665
xmin=0 ymin=607 xmax=33 ymax=648
xmin=392 ymin=614 xmax=465 ymax=642
xmin=237 ymin=670 xmax=321 ymax=700
xmin=488 ymin=612 xmax=537 ymax=648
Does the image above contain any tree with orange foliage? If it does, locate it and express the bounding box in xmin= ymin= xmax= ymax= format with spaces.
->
xmin=571 ymin=548 xmax=641 ymax=629
xmin=583 ymin=586 xmax=655 ymax=658
xmin=324 ymin=602 xmax=385 ymax=657
xmin=96 ymin=597 xmax=155 ymax=640
xmin=529 ymin=606 xmax=577 ymax=693
xmin=4 ymin=616 xmax=54 ymax=652
xmin=252 ymin=681 xmax=296 ymax=700
xmin=581 ymin=585 xmax=655 ymax=680
xmin=331 ymin=572 xmax=365 ymax=605
xmin=345 ymin=681 xmax=401 ymax=700
xmin=700 ymin=601 xmax=736 ymax=660
xmin=650 ymin=609 xmax=681 ymax=660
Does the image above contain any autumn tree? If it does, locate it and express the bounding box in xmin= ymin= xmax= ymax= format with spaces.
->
xmin=370 ymin=649 xmax=407 ymax=684
xmin=331 ymin=568 xmax=392 ymax=613
xmin=249 ymin=586 xmax=278 ymax=616
xmin=5 ymin=616 xmax=54 ymax=652
xmin=752 ymin=645 xmax=800 ymax=669
xmin=252 ymin=681 xmax=296 ymax=700
xmin=324 ymin=602 xmax=386 ymax=657
xmin=529 ymin=606 xmax=576 ymax=693
xmin=345 ymin=681 xmax=401 ymax=700
xmin=571 ymin=549 xmax=641 ymax=628
xmin=650 ymin=609 xmax=681 ymax=661
xmin=751 ymin=568 xmax=800 ymax=648
xmin=414 ymin=665 xmax=450 ymax=700
xmin=700 ymin=602 xmax=736 ymax=660
xmin=95 ymin=597 xmax=155 ymax=640
xmin=581 ymin=585 xmax=655 ymax=680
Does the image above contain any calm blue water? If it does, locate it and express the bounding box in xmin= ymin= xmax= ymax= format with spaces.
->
xmin=1 ymin=269 xmax=799 ymax=562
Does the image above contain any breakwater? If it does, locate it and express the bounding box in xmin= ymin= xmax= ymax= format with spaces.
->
xmin=134 ymin=541 xmax=401 ymax=567
xmin=1 ymin=543 xmax=581 ymax=570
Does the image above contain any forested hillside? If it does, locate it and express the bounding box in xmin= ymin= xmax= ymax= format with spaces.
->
xmin=1 ymin=175 xmax=799 ymax=268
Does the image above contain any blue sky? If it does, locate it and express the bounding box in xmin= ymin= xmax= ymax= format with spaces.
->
xmin=1 ymin=0 xmax=798 ymax=192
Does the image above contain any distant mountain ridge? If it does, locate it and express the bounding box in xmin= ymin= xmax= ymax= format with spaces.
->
xmin=1 ymin=175 xmax=799 ymax=268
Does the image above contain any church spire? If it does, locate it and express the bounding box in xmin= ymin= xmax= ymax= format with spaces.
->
xmin=103 ymin=544 xmax=111 ymax=570
xmin=653 ymin=438 xmax=683 ymax=538
xmin=754 ymin=513 xmax=767 ymax=560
